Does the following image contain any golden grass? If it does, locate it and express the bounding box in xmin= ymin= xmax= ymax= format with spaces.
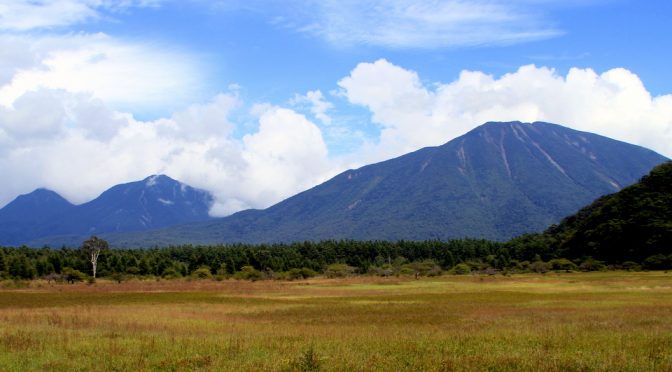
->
xmin=1 ymin=272 xmax=671 ymax=371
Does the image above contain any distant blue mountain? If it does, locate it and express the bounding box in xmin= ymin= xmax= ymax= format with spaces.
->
xmin=0 ymin=175 xmax=213 ymax=246
xmin=97 ymin=121 xmax=668 ymax=247
xmin=0 ymin=189 xmax=74 ymax=245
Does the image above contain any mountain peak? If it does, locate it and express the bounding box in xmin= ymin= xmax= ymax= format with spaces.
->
xmin=143 ymin=174 xmax=179 ymax=187
xmin=7 ymin=188 xmax=73 ymax=209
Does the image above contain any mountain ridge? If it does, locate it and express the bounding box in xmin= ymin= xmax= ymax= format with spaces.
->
xmin=0 ymin=175 xmax=214 ymax=246
xmin=85 ymin=121 xmax=668 ymax=247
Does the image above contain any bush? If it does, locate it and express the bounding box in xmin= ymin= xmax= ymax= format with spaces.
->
xmin=401 ymin=260 xmax=442 ymax=277
xmin=216 ymin=263 xmax=229 ymax=277
xmin=234 ymin=266 xmax=263 ymax=281
xmin=368 ymin=264 xmax=395 ymax=277
xmin=191 ymin=266 xmax=213 ymax=280
xmin=324 ymin=263 xmax=356 ymax=278
xmin=642 ymin=254 xmax=672 ymax=270
xmin=43 ymin=272 xmax=62 ymax=283
xmin=110 ymin=272 xmax=126 ymax=283
xmin=162 ymin=267 xmax=182 ymax=279
xmin=621 ymin=261 xmax=642 ymax=271
xmin=579 ymin=258 xmax=606 ymax=272
xmin=450 ymin=263 xmax=471 ymax=275
xmin=62 ymin=267 xmax=88 ymax=283
xmin=529 ymin=261 xmax=549 ymax=273
xmin=548 ymin=258 xmax=578 ymax=272
xmin=286 ymin=267 xmax=317 ymax=280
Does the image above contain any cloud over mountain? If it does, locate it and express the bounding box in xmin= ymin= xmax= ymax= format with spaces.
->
xmin=339 ymin=60 xmax=672 ymax=164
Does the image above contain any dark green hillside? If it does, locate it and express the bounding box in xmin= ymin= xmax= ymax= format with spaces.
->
xmin=550 ymin=161 xmax=672 ymax=263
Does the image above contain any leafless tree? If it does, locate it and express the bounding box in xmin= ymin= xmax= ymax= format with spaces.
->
xmin=81 ymin=236 xmax=108 ymax=279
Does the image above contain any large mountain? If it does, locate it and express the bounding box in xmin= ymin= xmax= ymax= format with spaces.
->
xmin=97 ymin=121 xmax=667 ymax=247
xmin=0 ymin=175 xmax=214 ymax=246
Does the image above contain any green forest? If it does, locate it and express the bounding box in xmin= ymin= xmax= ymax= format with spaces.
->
xmin=0 ymin=235 xmax=669 ymax=282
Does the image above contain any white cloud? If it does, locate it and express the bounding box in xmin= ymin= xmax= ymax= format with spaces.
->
xmin=0 ymin=89 xmax=337 ymax=217
xmin=279 ymin=0 xmax=561 ymax=48
xmin=338 ymin=59 xmax=672 ymax=163
xmin=239 ymin=106 xmax=331 ymax=207
xmin=0 ymin=33 xmax=204 ymax=114
xmin=291 ymin=90 xmax=333 ymax=125
xmin=0 ymin=0 xmax=163 ymax=31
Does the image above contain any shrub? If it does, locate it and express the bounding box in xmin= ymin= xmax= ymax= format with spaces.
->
xmin=324 ymin=263 xmax=356 ymax=278
xmin=234 ymin=266 xmax=263 ymax=281
xmin=548 ymin=258 xmax=578 ymax=272
xmin=162 ymin=267 xmax=182 ymax=279
xmin=286 ymin=267 xmax=317 ymax=280
xmin=110 ymin=272 xmax=126 ymax=283
xmin=43 ymin=272 xmax=62 ymax=283
xmin=450 ymin=263 xmax=471 ymax=275
xmin=642 ymin=254 xmax=672 ymax=270
xmin=368 ymin=264 xmax=395 ymax=277
xmin=402 ymin=260 xmax=442 ymax=277
xmin=191 ymin=266 xmax=213 ymax=280
xmin=62 ymin=267 xmax=87 ymax=283
xmin=216 ymin=263 xmax=229 ymax=277
xmin=621 ymin=261 xmax=642 ymax=271
xmin=579 ymin=258 xmax=606 ymax=272
xmin=529 ymin=261 xmax=549 ymax=273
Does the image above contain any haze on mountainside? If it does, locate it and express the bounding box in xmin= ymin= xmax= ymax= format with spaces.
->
xmin=7 ymin=121 xmax=666 ymax=248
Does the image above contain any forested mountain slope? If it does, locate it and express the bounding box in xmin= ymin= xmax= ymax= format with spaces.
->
xmin=97 ymin=121 xmax=668 ymax=247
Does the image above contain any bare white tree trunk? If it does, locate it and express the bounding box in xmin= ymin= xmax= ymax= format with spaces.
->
xmin=90 ymin=250 xmax=100 ymax=279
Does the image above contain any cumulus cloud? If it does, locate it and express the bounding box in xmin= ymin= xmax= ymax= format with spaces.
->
xmin=291 ymin=90 xmax=333 ymax=125
xmin=339 ymin=59 xmax=672 ymax=162
xmin=276 ymin=0 xmax=561 ymax=48
xmin=0 ymin=88 xmax=336 ymax=216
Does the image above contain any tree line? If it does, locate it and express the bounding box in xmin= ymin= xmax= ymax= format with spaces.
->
xmin=1 ymin=236 xmax=669 ymax=282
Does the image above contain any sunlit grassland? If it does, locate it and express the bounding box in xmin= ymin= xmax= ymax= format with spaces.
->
xmin=1 ymin=272 xmax=671 ymax=371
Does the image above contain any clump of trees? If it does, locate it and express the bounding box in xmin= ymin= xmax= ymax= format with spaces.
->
xmin=0 ymin=236 xmax=669 ymax=283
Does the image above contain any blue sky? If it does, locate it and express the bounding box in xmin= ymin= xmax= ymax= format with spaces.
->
xmin=0 ymin=0 xmax=671 ymax=214
xmin=76 ymin=1 xmax=672 ymax=115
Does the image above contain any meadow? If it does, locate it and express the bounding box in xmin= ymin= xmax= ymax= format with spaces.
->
xmin=0 ymin=272 xmax=671 ymax=371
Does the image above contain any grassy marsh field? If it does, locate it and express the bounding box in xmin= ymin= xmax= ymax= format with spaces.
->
xmin=0 ymin=272 xmax=671 ymax=371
